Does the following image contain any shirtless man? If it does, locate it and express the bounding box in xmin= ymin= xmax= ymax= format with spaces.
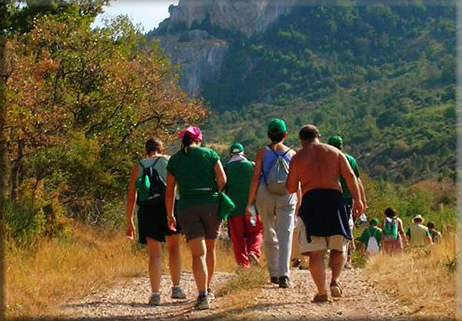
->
xmin=286 ymin=125 xmax=364 ymax=302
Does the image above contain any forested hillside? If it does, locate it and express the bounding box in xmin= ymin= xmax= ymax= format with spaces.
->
xmin=164 ymin=2 xmax=457 ymax=183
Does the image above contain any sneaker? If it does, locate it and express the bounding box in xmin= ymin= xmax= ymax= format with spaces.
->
xmin=270 ymin=276 xmax=279 ymax=284
xmin=279 ymin=276 xmax=290 ymax=288
xmin=171 ymin=286 xmax=187 ymax=299
xmin=195 ymin=294 xmax=210 ymax=310
xmin=148 ymin=293 xmax=161 ymax=306
xmin=207 ymin=288 xmax=215 ymax=300
xmin=249 ymin=252 xmax=260 ymax=267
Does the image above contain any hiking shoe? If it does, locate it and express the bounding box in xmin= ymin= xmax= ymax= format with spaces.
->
xmin=291 ymin=258 xmax=301 ymax=268
xmin=194 ymin=294 xmax=210 ymax=310
xmin=330 ymin=282 xmax=343 ymax=298
xmin=279 ymin=276 xmax=290 ymax=288
xmin=249 ymin=252 xmax=260 ymax=267
xmin=207 ymin=288 xmax=215 ymax=300
xmin=270 ymin=276 xmax=279 ymax=284
xmin=148 ymin=293 xmax=161 ymax=306
xmin=171 ymin=286 xmax=186 ymax=299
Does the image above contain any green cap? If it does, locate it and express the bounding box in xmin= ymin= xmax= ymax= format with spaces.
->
xmin=230 ymin=142 xmax=244 ymax=155
xmin=328 ymin=135 xmax=343 ymax=149
xmin=268 ymin=119 xmax=287 ymax=134
xmin=371 ymin=218 xmax=379 ymax=225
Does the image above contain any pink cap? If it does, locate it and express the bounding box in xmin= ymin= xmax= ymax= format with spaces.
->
xmin=179 ymin=126 xmax=203 ymax=141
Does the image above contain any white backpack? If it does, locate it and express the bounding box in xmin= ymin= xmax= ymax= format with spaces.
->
xmin=366 ymin=229 xmax=380 ymax=254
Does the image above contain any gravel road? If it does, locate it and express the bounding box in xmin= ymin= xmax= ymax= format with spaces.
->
xmin=63 ymin=267 xmax=414 ymax=321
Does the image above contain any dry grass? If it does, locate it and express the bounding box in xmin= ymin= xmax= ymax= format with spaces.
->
xmin=364 ymin=235 xmax=457 ymax=318
xmin=5 ymin=223 xmax=238 ymax=319
xmin=6 ymin=223 xmax=148 ymax=318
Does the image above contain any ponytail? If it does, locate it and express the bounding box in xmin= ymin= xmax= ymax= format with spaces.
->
xmin=181 ymin=133 xmax=194 ymax=154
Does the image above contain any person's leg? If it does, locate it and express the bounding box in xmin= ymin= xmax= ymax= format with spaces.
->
xmin=308 ymin=250 xmax=328 ymax=295
xmin=166 ymin=234 xmax=182 ymax=286
xmin=188 ymin=237 xmax=208 ymax=294
xmin=329 ymin=249 xmax=346 ymax=285
xmin=228 ymin=215 xmax=250 ymax=267
xmin=256 ymin=185 xmax=278 ymax=278
xmin=275 ymin=193 xmax=296 ymax=278
xmin=245 ymin=213 xmax=263 ymax=258
xmin=146 ymin=237 xmax=163 ymax=293
xmin=205 ymin=238 xmax=217 ymax=290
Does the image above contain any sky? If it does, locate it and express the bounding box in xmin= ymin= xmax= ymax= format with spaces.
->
xmin=92 ymin=0 xmax=179 ymax=33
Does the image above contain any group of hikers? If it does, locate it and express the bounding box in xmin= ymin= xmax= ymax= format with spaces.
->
xmin=358 ymin=209 xmax=441 ymax=257
xmin=125 ymin=119 xmax=441 ymax=310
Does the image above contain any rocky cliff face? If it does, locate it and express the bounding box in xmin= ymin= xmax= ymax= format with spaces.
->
xmin=166 ymin=0 xmax=295 ymax=38
xmin=157 ymin=32 xmax=229 ymax=96
xmin=152 ymin=0 xmax=295 ymax=96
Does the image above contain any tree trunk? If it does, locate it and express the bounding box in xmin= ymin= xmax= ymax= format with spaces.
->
xmin=0 ymin=1 xmax=7 ymax=318
xmin=10 ymin=138 xmax=23 ymax=202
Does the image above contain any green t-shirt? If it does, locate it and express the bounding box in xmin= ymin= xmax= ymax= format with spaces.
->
xmin=359 ymin=226 xmax=382 ymax=249
xmin=340 ymin=153 xmax=360 ymax=199
xmin=167 ymin=147 xmax=220 ymax=211
xmin=225 ymin=159 xmax=254 ymax=217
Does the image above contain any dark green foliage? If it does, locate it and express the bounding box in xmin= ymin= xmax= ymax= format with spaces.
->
xmin=201 ymin=1 xmax=456 ymax=183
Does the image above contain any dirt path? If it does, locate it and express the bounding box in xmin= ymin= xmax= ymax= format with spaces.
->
xmin=63 ymin=267 xmax=411 ymax=321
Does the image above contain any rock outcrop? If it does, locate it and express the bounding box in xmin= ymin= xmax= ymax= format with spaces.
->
xmin=152 ymin=0 xmax=295 ymax=96
xmin=166 ymin=0 xmax=296 ymax=38
xmin=156 ymin=33 xmax=229 ymax=96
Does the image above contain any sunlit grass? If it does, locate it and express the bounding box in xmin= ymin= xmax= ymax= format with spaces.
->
xmin=364 ymin=234 xmax=457 ymax=318
xmin=5 ymin=223 xmax=238 ymax=318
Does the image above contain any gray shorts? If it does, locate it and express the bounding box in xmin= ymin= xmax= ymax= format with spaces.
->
xmin=177 ymin=203 xmax=221 ymax=242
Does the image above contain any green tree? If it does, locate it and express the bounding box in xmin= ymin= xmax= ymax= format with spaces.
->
xmin=6 ymin=12 xmax=206 ymax=219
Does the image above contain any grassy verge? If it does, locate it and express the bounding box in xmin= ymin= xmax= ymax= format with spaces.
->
xmin=363 ymin=235 xmax=457 ymax=318
xmin=6 ymin=223 xmax=148 ymax=318
xmin=5 ymin=223 xmax=239 ymax=319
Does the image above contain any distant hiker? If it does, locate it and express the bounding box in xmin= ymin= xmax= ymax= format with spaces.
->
xmin=165 ymin=126 xmax=227 ymax=310
xmin=286 ymin=125 xmax=364 ymax=303
xmin=126 ymin=138 xmax=186 ymax=306
xmin=359 ymin=218 xmax=382 ymax=258
xmin=327 ymin=135 xmax=367 ymax=269
xmin=406 ymin=215 xmax=433 ymax=247
xmin=225 ymin=142 xmax=263 ymax=268
xmin=427 ymin=222 xmax=442 ymax=243
xmin=381 ymin=207 xmax=406 ymax=254
xmin=246 ymin=119 xmax=298 ymax=288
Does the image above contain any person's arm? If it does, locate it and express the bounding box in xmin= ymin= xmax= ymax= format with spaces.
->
xmin=398 ymin=219 xmax=407 ymax=246
xmin=357 ymin=178 xmax=367 ymax=212
xmin=126 ymin=164 xmax=139 ymax=240
xmin=214 ymin=160 xmax=227 ymax=191
xmin=405 ymin=227 xmax=411 ymax=245
xmin=426 ymin=230 xmax=433 ymax=245
xmin=165 ymin=171 xmax=178 ymax=232
xmin=286 ymin=155 xmax=299 ymax=194
xmin=286 ymin=155 xmax=302 ymax=215
xmin=339 ymin=153 xmax=364 ymax=218
xmin=246 ymin=149 xmax=264 ymax=215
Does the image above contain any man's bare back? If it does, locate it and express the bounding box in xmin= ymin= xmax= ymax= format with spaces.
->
xmin=286 ymin=125 xmax=364 ymax=217
xmin=290 ymin=142 xmax=345 ymax=195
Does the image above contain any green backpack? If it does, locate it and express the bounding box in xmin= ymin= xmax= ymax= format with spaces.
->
xmin=383 ymin=217 xmax=398 ymax=240
xmin=134 ymin=158 xmax=165 ymax=206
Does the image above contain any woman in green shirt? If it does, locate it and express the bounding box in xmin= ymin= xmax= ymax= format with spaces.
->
xmin=165 ymin=126 xmax=227 ymax=310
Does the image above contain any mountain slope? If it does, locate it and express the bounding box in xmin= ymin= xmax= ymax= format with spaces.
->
xmin=151 ymin=0 xmax=456 ymax=183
